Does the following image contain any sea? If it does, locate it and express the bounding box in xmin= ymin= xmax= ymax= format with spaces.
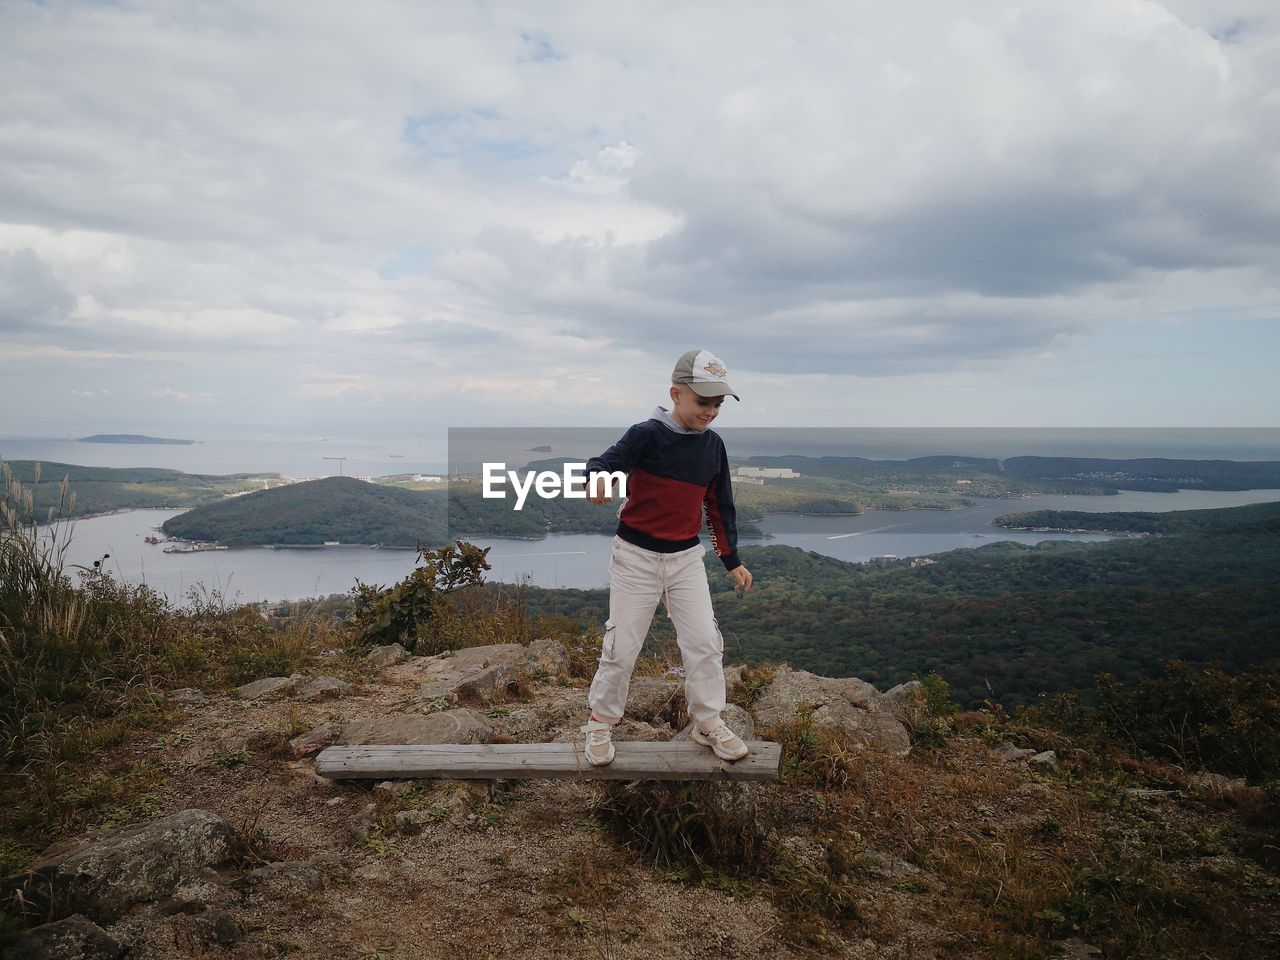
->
xmin=5 ymin=429 xmax=1279 ymax=604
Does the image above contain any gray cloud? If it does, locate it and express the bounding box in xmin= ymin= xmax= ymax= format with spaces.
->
xmin=0 ymin=249 xmax=75 ymax=333
xmin=1 ymin=0 xmax=1277 ymax=433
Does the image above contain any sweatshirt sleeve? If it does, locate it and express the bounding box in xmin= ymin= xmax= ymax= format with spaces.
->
xmin=586 ymin=423 xmax=647 ymax=481
xmin=703 ymin=438 xmax=741 ymax=570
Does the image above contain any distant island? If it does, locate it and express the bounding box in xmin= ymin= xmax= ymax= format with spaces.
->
xmin=78 ymin=434 xmax=194 ymax=445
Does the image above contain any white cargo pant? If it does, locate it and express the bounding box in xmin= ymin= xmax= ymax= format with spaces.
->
xmin=588 ymin=535 xmax=726 ymax=732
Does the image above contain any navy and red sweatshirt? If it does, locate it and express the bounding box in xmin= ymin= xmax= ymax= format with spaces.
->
xmin=586 ymin=406 xmax=741 ymax=571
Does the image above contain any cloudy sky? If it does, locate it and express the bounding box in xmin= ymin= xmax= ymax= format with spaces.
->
xmin=2 ymin=0 xmax=1278 ymax=440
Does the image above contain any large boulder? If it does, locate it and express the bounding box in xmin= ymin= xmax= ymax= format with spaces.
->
xmin=366 ymin=643 xmax=410 ymax=667
xmin=877 ymin=679 xmax=927 ymax=722
xmin=415 ymin=641 xmax=569 ymax=703
xmin=232 ymin=675 xmax=295 ymax=700
xmin=3 ymin=809 xmax=234 ymax=923
xmin=752 ymin=667 xmax=912 ymax=756
xmin=0 ymin=914 xmax=124 ymax=960
xmin=624 ymin=677 xmax=683 ymax=724
xmin=339 ymin=709 xmax=494 ymax=746
xmin=232 ymin=674 xmax=351 ymax=702
xmin=288 ymin=676 xmax=352 ymax=702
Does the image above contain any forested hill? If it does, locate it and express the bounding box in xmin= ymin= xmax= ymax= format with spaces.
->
xmin=0 ymin=460 xmax=277 ymax=517
xmin=742 ymin=453 xmax=1280 ymax=492
xmin=161 ymin=476 xmax=447 ymax=548
xmin=995 ymin=499 xmax=1280 ymax=535
xmin=521 ymin=500 xmax=1280 ymax=710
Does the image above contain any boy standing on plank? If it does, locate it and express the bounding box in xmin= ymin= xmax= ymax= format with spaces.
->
xmin=580 ymin=349 xmax=753 ymax=765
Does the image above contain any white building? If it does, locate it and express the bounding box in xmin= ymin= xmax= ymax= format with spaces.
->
xmin=734 ymin=466 xmax=798 ymax=479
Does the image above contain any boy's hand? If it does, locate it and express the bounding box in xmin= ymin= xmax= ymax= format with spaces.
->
xmin=587 ymin=491 xmax=614 ymax=505
xmin=730 ymin=564 xmax=753 ymax=593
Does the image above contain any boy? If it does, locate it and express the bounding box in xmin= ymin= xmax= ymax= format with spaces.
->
xmin=580 ymin=349 xmax=754 ymax=765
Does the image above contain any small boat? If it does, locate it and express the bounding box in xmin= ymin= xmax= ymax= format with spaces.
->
xmin=144 ymin=535 xmax=161 ymax=545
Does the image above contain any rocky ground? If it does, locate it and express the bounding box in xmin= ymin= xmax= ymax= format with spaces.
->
xmin=3 ymin=638 xmax=1255 ymax=960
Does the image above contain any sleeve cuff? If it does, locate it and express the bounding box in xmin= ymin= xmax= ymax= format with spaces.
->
xmin=719 ymin=550 xmax=741 ymax=571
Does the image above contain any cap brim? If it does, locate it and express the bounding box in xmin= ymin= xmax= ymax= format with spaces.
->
xmin=686 ymin=380 xmax=740 ymax=400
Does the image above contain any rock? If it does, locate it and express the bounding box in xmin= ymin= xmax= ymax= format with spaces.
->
xmin=996 ymin=741 xmax=1038 ymax=762
xmin=347 ymin=803 xmax=380 ymax=845
xmin=373 ymin=780 xmax=405 ymax=799
xmin=165 ymin=866 xmax=235 ymax=912
xmin=339 ymin=709 xmax=494 ymax=746
xmin=876 ymin=679 xmax=926 ymax=717
xmin=624 ymin=677 xmax=683 ymax=724
xmin=1125 ymin=787 xmax=1173 ymax=800
xmin=1051 ymin=938 xmax=1102 ymax=958
xmin=233 ymin=676 xmax=295 ymax=700
xmin=197 ymin=909 xmax=244 ymax=947
xmin=551 ymin=719 xmax=668 ymax=744
xmin=776 ymin=835 xmax=826 ymax=870
xmin=752 ymin=667 xmax=912 ymax=756
xmin=353 ymin=862 xmax=391 ymax=882
xmin=723 ymin=664 xmax=744 ymax=692
xmin=673 ymin=703 xmax=756 ymax=742
xmin=288 ymin=722 xmax=341 ymax=759
xmin=1028 ymin=750 xmax=1060 ymax=772
xmin=367 ymin=643 xmax=410 ymax=667
xmin=308 ymin=851 xmax=349 ymax=880
xmin=166 ymin=688 xmax=205 ymax=706
xmin=394 ymin=810 xmax=436 ymax=835
xmin=246 ymin=860 xmax=325 ymax=898
xmin=288 ymin=676 xmax=352 ymax=702
xmin=414 ymin=641 xmax=569 ymax=704
xmin=4 ymin=809 xmax=234 ymax=923
xmin=0 ymin=914 xmax=124 ymax=960
xmin=525 ymin=637 xmax=571 ymax=677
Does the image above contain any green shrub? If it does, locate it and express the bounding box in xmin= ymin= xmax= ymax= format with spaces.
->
xmin=349 ymin=540 xmax=529 ymax=654
xmin=1093 ymin=659 xmax=1280 ymax=783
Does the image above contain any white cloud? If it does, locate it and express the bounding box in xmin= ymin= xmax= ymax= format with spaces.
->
xmin=0 ymin=0 xmax=1276 ymax=432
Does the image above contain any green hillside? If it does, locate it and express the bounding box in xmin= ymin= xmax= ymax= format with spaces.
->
xmin=521 ymin=500 xmax=1280 ymax=710
xmin=0 ymin=459 xmax=279 ymax=518
xmin=995 ymin=499 xmax=1280 ymax=535
xmin=161 ymin=476 xmax=447 ymax=547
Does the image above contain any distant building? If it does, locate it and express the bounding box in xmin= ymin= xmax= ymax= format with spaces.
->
xmin=412 ymin=475 xmax=444 ymax=483
xmin=735 ymin=466 xmax=798 ymax=479
xmin=955 ymin=478 xmax=973 ymax=485
xmin=734 ymin=476 xmax=765 ymax=485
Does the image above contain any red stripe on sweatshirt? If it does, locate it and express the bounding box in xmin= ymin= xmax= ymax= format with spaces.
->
xmin=619 ymin=467 xmax=706 ymax=541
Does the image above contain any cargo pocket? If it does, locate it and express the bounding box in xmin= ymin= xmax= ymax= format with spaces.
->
xmin=710 ymin=613 xmax=725 ymax=655
xmin=601 ymin=618 xmax=617 ymax=660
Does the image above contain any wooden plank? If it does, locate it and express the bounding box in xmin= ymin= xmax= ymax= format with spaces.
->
xmin=315 ymin=741 xmax=781 ymax=782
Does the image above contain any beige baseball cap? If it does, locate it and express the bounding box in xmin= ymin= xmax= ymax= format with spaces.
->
xmin=672 ymin=349 xmax=740 ymax=400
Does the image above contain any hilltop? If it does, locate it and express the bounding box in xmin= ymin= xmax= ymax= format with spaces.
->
xmin=1 ymin=506 xmax=1276 ymax=959
xmin=0 ymin=460 xmax=280 ymax=518
xmin=161 ymin=476 xmax=447 ymax=548
xmin=3 ymin=635 xmax=1276 ymax=959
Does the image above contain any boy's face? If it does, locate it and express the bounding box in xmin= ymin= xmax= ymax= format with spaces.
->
xmin=669 ymin=384 xmax=726 ymax=432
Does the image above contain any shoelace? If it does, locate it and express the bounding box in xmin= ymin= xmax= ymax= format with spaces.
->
xmin=585 ymin=726 xmax=611 ymax=746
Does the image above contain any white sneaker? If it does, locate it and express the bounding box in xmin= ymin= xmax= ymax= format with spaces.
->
xmin=692 ymin=722 xmax=749 ymax=761
xmin=580 ymin=719 xmax=615 ymax=766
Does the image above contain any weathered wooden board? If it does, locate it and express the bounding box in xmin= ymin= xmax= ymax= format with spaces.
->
xmin=315 ymin=740 xmax=781 ymax=782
